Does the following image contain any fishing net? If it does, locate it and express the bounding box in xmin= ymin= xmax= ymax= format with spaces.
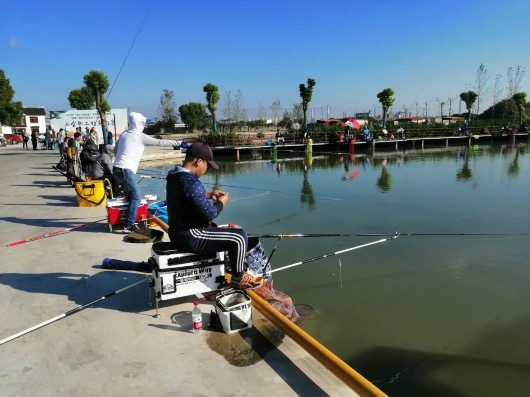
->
xmin=245 ymin=237 xmax=300 ymax=323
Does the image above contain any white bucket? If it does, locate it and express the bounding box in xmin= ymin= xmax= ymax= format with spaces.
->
xmin=215 ymin=290 xmax=252 ymax=334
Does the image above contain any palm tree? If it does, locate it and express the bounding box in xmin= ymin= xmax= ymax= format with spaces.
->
xmin=459 ymin=91 xmax=478 ymax=123
xmin=377 ymin=88 xmax=395 ymax=127
xmin=299 ymin=78 xmax=316 ymax=128
xmin=203 ymin=83 xmax=220 ymax=133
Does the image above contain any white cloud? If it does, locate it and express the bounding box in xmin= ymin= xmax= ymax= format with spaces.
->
xmin=8 ymin=37 xmax=18 ymax=47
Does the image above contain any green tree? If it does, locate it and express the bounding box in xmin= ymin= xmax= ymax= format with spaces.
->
xmin=0 ymin=69 xmax=24 ymax=126
xmin=377 ymin=88 xmax=395 ymax=127
xmin=459 ymin=91 xmax=478 ymax=123
xmin=68 ymin=86 xmax=95 ymax=110
xmin=179 ymin=102 xmax=207 ymax=132
xmin=69 ymin=70 xmax=111 ymax=143
xmin=299 ymin=78 xmax=316 ymax=128
xmin=203 ymin=83 xmax=220 ymax=133
xmin=158 ymin=89 xmax=178 ymax=126
xmin=512 ymin=92 xmax=527 ymax=125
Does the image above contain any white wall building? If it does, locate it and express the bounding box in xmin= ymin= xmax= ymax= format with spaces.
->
xmin=13 ymin=107 xmax=47 ymax=136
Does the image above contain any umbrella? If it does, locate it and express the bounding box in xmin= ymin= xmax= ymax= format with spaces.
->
xmin=341 ymin=117 xmax=361 ymax=129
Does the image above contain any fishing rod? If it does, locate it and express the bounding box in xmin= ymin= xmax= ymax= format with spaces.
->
xmin=7 ymin=218 xmax=108 ymax=247
xmin=105 ymin=1 xmax=155 ymax=101
xmin=0 ymin=278 xmax=148 ymax=346
xmin=253 ymin=232 xmax=530 ymax=239
xmin=136 ymin=174 xmax=342 ymax=201
xmin=271 ymin=235 xmax=399 ymax=274
xmin=253 ymin=233 xmax=394 ymax=239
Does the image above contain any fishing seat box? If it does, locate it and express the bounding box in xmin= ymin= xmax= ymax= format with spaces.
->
xmin=106 ymin=198 xmax=148 ymax=232
xmin=149 ymin=242 xmax=225 ymax=301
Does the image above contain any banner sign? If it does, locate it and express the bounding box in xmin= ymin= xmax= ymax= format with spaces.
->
xmin=49 ymin=108 xmax=128 ymax=140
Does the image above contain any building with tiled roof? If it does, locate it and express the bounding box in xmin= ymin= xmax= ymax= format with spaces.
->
xmin=12 ymin=107 xmax=47 ymax=136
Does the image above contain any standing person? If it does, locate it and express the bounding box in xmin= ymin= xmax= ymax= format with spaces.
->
xmin=66 ymin=132 xmax=83 ymax=182
xmin=31 ymin=130 xmax=38 ymax=150
xmin=166 ymin=143 xmax=262 ymax=289
xmin=22 ymin=131 xmax=29 ymax=150
xmin=44 ymin=129 xmax=51 ymax=150
xmin=89 ymin=127 xmax=98 ymax=144
xmin=113 ymin=112 xmax=180 ymax=233
xmin=56 ymin=128 xmax=65 ymax=155
xmin=106 ymin=128 xmax=114 ymax=145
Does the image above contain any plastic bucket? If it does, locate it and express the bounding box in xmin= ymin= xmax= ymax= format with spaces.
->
xmin=75 ymin=180 xmax=107 ymax=207
xmin=215 ymin=290 xmax=252 ymax=333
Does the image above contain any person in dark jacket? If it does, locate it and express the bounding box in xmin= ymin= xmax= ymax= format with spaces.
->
xmin=31 ymin=130 xmax=38 ymax=150
xmin=80 ymin=138 xmax=99 ymax=174
xmin=166 ymin=142 xmax=262 ymax=290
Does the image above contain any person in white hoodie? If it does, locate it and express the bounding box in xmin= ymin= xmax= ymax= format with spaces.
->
xmin=113 ymin=112 xmax=180 ymax=233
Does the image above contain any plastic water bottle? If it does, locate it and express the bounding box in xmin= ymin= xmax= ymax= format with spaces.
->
xmin=192 ymin=300 xmax=202 ymax=333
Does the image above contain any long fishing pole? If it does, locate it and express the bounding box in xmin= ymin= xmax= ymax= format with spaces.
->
xmin=253 ymin=232 xmax=530 ymax=239
xmin=136 ymin=174 xmax=342 ymax=201
xmin=105 ymin=1 xmax=155 ymax=101
xmin=0 ymin=278 xmax=148 ymax=346
xmin=6 ymin=217 xmax=108 ymax=247
xmin=271 ymin=235 xmax=399 ymax=274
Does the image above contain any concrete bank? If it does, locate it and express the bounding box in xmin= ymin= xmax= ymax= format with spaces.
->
xmin=0 ymin=144 xmax=356 ymax=396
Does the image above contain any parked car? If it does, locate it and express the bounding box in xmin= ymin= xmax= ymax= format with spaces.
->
xmin=4 ymin=134 xmax=22 ymax=144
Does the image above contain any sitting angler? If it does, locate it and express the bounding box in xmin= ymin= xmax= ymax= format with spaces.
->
xmin=166 ymin=142 xmax=263 ymax=289
xmin=91 ymin=144 xmax=120 ymax=197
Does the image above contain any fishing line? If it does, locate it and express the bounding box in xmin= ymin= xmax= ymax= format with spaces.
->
xmin=0 ymin=278 xmax=148 ymax=345
xmin=106 ymin=0 xmax=156 ymax=101
xmin=271 ymin=235 xmax=398 ymax=274
xmin=136 ymin=173 xmax=342 ymax=201
xmin=230 ymin=192 xmax=271 ymax=202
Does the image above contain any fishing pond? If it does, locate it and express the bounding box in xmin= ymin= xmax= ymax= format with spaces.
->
xmin=142 ymin=141 xmax=530 ymax=396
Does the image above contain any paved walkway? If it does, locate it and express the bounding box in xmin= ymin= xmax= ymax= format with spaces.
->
xmin=0 ymin=144 xmax=355 ymax=396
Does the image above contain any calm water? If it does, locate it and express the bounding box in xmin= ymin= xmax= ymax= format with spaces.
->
xmin=143 ymin=141 xmax=530 ymax=396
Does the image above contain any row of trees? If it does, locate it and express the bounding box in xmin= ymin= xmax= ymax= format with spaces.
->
xmin=2 ymin=66 xmax=527 ymax=136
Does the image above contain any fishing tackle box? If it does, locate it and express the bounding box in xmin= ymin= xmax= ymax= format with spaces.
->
xmin=149 ymin=242 xmax=225 ymax=301
xmin=215 ymin=289 xmax=252 ymax=333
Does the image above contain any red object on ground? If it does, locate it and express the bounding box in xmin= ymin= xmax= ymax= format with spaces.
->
xmin=107 ymin=202 xmax=148 ymax=230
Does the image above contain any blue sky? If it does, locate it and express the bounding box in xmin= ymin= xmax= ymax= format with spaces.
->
xmin=2 ymin=0 xmax=529 ymax=120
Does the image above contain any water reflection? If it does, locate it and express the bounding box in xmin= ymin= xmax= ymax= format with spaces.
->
xmin=508 ymin=150 xmax=520 ymax=176
xmin=376 ymin=159 xmax=392 ymax=192
xmin=300 ymin=154 xmax=316 ymax=209
xmin=456 ymin=154 xmax=473 ymax=182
